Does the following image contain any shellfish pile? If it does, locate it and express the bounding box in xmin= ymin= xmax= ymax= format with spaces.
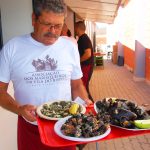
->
xmin=61 ymin=113 xmax=110 ymax=138
xmin=95 ymin=98 xmax=150 ymax=129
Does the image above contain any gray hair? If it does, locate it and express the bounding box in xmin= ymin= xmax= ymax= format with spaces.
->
xmin=33 ymin=0 xmax=67 ymax=19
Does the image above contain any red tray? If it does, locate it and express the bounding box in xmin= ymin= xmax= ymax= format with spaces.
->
xmin=37 ymin=106 xmax=150 ymax=148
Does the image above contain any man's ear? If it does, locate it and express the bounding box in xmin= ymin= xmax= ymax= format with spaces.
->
xmin=32 ymin=13 xmax=36 ymax=26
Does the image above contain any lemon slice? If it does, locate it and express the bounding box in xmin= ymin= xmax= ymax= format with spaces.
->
xmin=69 ymin=103 xmax=79 ymax=115
xmin=134 ymin=119 xmax=150 ymax=129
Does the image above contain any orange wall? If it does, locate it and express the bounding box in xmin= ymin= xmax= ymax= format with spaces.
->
xmin=145 ymin=48 xmax=150 ymax=81
xmin=124 ymin=45 xmax=135 ymax=70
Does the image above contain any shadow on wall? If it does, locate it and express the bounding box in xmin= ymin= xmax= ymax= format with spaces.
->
xmin=119 ymin=41 xmax=147 ymax=80
xmin=0 ymin=10 xmax=3 ymax=50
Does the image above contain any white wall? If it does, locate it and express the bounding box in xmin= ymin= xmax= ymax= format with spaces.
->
xmin=65 ymin=8 xmax=75 ymax=37
xmin=113 ymin=0 xmax=136 ymax=50
xmin=85 ymin=20 xmax=95 ymax=45
xmin=135 ymin=0 xmax=150 ymax=48
xmin=112 ymin=0 xmax=150 ymax=49
xmin=0 ymin=0 xmax=33 ymax=44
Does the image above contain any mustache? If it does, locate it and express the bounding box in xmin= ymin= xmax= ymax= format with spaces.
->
xmin=44 ymin=32 xmax=59 ymax=38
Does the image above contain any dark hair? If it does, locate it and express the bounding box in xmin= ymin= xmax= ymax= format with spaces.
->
xmin=67 ymin=29 xmax=72 ymax=37
xmin=75 ymin=21 xmax=86 ymax=31
xmin=33 ymin=0 xmax=67 ymax=19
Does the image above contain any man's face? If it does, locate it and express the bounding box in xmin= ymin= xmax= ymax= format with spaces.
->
xmin=32 ymin=11 xmax=64 ymax=45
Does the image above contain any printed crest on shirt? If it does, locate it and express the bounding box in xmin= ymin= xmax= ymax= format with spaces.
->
xmin=32 ymin=55 xmax=57 ymax=71
xmin=23 ymin=55 xmax=70 ymax=87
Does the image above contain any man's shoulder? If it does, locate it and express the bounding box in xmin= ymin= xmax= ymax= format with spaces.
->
xmin=2 ymin=34 xmax=31 ymax=51
xmin=80 ymin=34 xmax=91 ymax=44
xmin=60 ymin=36 xmax=77 ymax=45
xmin=4 ymin=34 xmax=30 ymax=46
xmin=81 ymin=33 xmax=89 ymax=40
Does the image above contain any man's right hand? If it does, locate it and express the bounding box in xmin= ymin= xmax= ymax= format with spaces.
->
xmin=18 ymin=104 xmax=37 ymax=122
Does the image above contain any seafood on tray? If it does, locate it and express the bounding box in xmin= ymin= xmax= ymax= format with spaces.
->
xmin=61 ymin=113 xmax=110 ymax=138
xmin=36 ymin=100 xmax=86 ymax=120
xmin=94 ymin=98 xmax=150 ymax=129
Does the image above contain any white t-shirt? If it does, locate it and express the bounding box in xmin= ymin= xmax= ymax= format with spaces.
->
xmin=61 ymin=36 xmax=77 ymax=45
xmin=0 ymin=34 xmax=82 ymax=106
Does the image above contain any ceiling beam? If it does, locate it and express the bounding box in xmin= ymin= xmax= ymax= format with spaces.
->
xmin=114 ymin=0 xmax=122 ymax=17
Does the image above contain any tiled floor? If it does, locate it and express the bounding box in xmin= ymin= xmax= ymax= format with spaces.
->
xmin=81 ymin=60 xmax=150 ymax=150
xmin=0 ymin=60 xmax=150 ymax=150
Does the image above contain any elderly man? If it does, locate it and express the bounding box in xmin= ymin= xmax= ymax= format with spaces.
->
xmin=0 ymin=0 xmax=91 ymax=150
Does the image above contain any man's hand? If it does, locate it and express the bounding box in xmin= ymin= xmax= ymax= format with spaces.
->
xmin=84 ymin=99 xmax=93 ymax=106
xmin=71 ymin=79 xmax=94 ymax=106
xmin=18 ymin=104 xmax=37 ymax=122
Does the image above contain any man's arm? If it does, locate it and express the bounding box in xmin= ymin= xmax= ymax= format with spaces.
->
xmin=71 ymin=79 xmax=92 ymax=105
xmin=80 ymin=48 xmax=91 ymax=62
xmin=0 ymin=81 xmax=36 ymax=122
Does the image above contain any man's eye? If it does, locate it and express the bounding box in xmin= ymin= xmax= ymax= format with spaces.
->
xmin=45 ymin=23 xmax=51 ymax=26
xmin=55 ymin=25 xmax=62 ymax=28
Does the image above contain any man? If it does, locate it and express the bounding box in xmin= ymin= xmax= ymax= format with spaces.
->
xmin=75 ymin=21 xmax=94 ymax=102
xmin=0 ymin=0 xmax=91 ymax=150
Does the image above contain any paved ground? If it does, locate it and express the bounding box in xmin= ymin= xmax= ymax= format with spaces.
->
xmin=80 ymin=60 xmax=150 ymax=150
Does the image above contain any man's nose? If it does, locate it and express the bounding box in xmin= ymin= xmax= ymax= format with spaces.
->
xmin=48 ymin=26 xmax=55 ymax=32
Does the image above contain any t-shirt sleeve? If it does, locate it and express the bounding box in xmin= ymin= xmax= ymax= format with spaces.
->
xmin=71 ymin=44 xmax=83 ymax=80
xmin=0 ymin=43 xmax=12 ymax=83
xmin=82 ymin=36 xmax=91 ymax=50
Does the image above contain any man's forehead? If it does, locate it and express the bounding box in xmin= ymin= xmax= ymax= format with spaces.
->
xmin=40 ymin=10 xmax=64 ymax=16
xmin=39 ymin=11 xmax=65 ymax=22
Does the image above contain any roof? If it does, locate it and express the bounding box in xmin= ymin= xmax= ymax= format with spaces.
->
xmin=64 ymin=0 xmax=129 ymax=24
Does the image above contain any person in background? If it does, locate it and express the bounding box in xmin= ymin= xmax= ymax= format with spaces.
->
xmin=67 ymin=29 xmax=72 ymax=37
xmin=75 ymin=21 xmax=94 ymax=102
xmin=61 ymin=23 xmax=77 ymax=44
xmin=0 ymin=0 xmax=92 ymax=150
